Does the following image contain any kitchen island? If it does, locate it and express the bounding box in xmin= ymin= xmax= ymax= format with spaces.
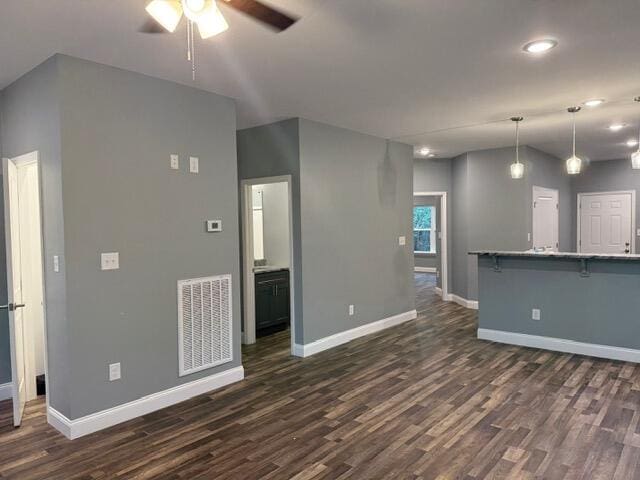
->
xmin=471 ymin=250 xmax=640 ymax=362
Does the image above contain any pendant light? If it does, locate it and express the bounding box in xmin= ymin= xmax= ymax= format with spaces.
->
xmin=565 ymin=107 xmax=582 ymax=175
xmin=632 ymin=97 xmax=640 ymax=169
xmin=510 ymin=117 xmax=524 ymax=179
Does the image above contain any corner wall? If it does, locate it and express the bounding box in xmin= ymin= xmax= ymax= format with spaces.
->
xmin=298 ymin=119 xmax=415 ymax=344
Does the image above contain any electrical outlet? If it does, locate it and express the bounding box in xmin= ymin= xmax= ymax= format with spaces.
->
xmin=170 ymin=154 xmax=179 ymax=170
xmin=101 ymin=252 xmax=119 ymax=270
xmin=189 ymin=156 xmax=199 ymax=173
xmin=398 ymin=236 xmax=406 ymax=246
xmin=53 ymin=255 xmax=60 ymax=273
xmin=527 ymin=232 xmax=531 ymax=242
xmin=109 ymin=363 xmax=121 ymax=381
xmin=349 ymin=305 xmax=355 ymax=316
xmin=532 ymin=308 xmax=541 ymax=321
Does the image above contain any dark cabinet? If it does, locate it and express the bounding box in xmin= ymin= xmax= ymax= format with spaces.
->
xmin=255 ymin=269 xmax=290 ymax=336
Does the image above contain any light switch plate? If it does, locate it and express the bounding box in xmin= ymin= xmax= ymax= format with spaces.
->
xmin=190 ymin=156 xmax=199 ymax=173
xmin=398 ymin=236 xmax=406 ymax=246
xmin=109 ymin=363 xmax=121 ymax=381
xmin=101 ymin=252 xmax=119 ymax=270
xmin=170 ymin=154 xmax=179 ymax=170
xmin=349 ymin=305 xmax=355 ymax=316
xmin=532 ymin=308 xmax=541 ymax=321
xmin=53 ymin=255 xmax=60 ymax=273
xmin=206 ymin=220 xmax=222 ymax=232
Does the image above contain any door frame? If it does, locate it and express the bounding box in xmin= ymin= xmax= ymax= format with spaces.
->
xmin=3 ymin=151 xmax=50 ymax=421
xmin=576 ymin=190 xmax=636 ymax=253
xmin=413 ymin=191 xmax=449 ymax=301
xmin=240 ymin=175 xmax=296 ymax=356
xmin=532 ymin=185 xmax=559 ymax=251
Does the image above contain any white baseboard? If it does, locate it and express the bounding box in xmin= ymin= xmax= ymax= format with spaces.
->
xmin=294 ymin=310 xmax=417 ymax=358
xmin=0 ymin=382 xmax=11 ymax=401
xmin=434 ymin=287 xmax=442 ymax=297
xmin=47 ymin=366 xmax=244 ymax=439
xmin=478 ymin=328 xmax=640 ymax=363
xmin=414 ymin=267 xmax=437 ymax=273
xmin=447 ymin=294 xmax=478 ymax=310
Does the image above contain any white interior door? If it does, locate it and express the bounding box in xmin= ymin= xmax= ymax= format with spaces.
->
xmin=3 ymin=157 xmax=27 ymax=426
xmin=579 ymin=192 xmax=634 ymax=254
xmin=533 ymin=186 xmax=559 ymax=251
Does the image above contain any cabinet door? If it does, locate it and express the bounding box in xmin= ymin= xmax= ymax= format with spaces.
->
xmin=255 ymin=281 xmax=273 ymax=329
xmin=271 ymin=280 xmax=290 ymax=324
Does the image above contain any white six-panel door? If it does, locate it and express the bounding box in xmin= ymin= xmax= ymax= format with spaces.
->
xmin=578 ymin=191 xmax=634 ymax=254
xmin=3 ymin=157 xmax=27 ymax=426
xmin=533 ymin=186 xmax=559 ymax=251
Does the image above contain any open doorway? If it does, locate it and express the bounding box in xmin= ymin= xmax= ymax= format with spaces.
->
xmin=2 ymin=151 xmax=47 ymax=427
xmin=240 ymin=176 xmax=295 ymax=359
xmin=413 ymin=191 xmax=449 ymax=302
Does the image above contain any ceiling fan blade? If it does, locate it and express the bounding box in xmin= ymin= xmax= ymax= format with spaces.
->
xmin=221 ymin=0 xmax=298 ymax=32
xmin=139 ymin=18 xmax=169 ymax=33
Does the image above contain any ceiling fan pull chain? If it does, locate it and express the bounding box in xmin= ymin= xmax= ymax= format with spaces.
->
xmin=190 ymin=20 xmax=196 ymax=81
xmin=186 ymin=19 xmax=191 ymax=61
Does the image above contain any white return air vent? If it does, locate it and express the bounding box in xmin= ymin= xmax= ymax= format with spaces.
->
xmin=178 ymin=275 xmax=232 ymax=376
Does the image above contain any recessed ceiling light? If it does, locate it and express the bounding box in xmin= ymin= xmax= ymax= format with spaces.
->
xmin=416 ymin=147 xmax=430 ymax=156
xmin=609 ymin=124 xmax=626 ymax=131
xmin=584 ymin=99 xmax=605 ymax=107
xmin=627 ymin=139 xmax=638 ymax=147
xmin=522 ymin=39 xmax=558 ymax=54
xmin=427 ymin=153 xmax=435 ymax=158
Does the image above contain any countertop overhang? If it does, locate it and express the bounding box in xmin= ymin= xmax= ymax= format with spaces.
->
xmin=469 ymin=250 xmax=640 ymax=261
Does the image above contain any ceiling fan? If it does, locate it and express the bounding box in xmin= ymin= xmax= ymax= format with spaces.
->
xmin=142 ymin=0 xmax=298 ymax=78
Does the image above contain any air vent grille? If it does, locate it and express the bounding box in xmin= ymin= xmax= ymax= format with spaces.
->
xmin=178 ymin=275 xmax=232 ymax=376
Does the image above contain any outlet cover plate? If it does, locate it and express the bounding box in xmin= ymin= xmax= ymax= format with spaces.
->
xmin=109 ymin=363 xmax=121 ymax=381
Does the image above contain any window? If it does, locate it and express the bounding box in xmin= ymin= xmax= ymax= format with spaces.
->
xmin=413 ymin=205 xmax=436 ymax=254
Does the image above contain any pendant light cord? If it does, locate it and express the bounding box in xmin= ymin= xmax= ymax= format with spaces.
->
xmin=515 ymin=120 xmax=520 ymax=164
xmin=572 ymin=112 xmax=576 ymax=157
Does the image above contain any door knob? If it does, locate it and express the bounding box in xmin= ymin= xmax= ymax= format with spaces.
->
xmin=0 ymin=303 xmax=26 ymax=311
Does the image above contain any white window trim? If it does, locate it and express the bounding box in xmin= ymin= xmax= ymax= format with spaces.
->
xmin=413 ymin=206 xmax=437 ymax=254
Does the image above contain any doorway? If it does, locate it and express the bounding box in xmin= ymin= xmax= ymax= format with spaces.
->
xmin=3 ymin=151 xmax=47 ymax=427
xmin=240 ymin=176 xmax=296 ymax=357
xmin=577 ymin=190 xmax=635 ymax=254
xmin=532 ymin=186 xmax=559 ymax=252
xmin=412 ymin=191 xmax=449 ymax=301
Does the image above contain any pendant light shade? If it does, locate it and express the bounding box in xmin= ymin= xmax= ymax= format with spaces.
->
xmin=566 ymin=107 xmax=582 ymax=175
xmin=510 ymin=116 xmax=524 ymax=179
xmin=632 ymin=97 xmax=640 ymax=169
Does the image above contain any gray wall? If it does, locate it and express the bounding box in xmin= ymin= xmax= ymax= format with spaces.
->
xmin=58 ymin=56 xmax=241 ymax=419
xmin=570 ymin=158 xmax=640 ymax=253
xmin=478 ymin=255 xmax=640 ymax=349
xmin=1 ymin=55 xmax=241 ymax=419
xmin=449 ymin=147 xmax=572 ymax=301
xmin=0 ymin=57 xmax=70 ymax=412
xmin=237 ymin=118 xmax=303 ymax=342
xmin=298 ymin=119 xmax=415 ymax=344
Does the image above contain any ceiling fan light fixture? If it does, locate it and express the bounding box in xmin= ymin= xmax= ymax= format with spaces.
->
xmin=182 ymin=0 xmax=208 ymax=20
xmin=197 ymin=3 xmax=229 ymax=39
xmin=146 ymin=0 xmax=183 ymax=32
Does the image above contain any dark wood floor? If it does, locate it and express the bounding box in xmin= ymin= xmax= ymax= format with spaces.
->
xmin=2 ymin=273 xmax=640 ymax=478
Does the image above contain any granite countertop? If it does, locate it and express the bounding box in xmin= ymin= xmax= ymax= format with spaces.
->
xmin=253 ymin=266 xmax=290 ymax=273
xmin=469 ymin=250 xmax=640 ymax=260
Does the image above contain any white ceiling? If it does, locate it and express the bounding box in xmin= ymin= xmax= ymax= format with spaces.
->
xmin=2 ymin=0 xmax=640 ymax=161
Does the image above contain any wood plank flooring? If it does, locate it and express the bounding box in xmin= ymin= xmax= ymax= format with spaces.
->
xmin=1 ymin=273 xmax=640 ymax=478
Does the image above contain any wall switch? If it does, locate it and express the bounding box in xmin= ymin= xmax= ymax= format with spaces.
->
xmin=532 ymin=308 xmax=541 ymax=321
xmin=53 ymin=255 xmax=60 ymax=273
xmin=206 ymin=219 xmax=222 ymax=232
xmin=170 ymin=154 xmax=179 ymax=170
xmin=189 ymin=156 xmax=199 ymax=173
xmin=398 ymin=236 xmax=406 ymax=246
xmin=349 ymin=305 xmax=355 ymax=316
xmin=109 ymin=363 xmax=121 ymax=381
xmin=101 ymin=252 xmax=120 ymax=271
